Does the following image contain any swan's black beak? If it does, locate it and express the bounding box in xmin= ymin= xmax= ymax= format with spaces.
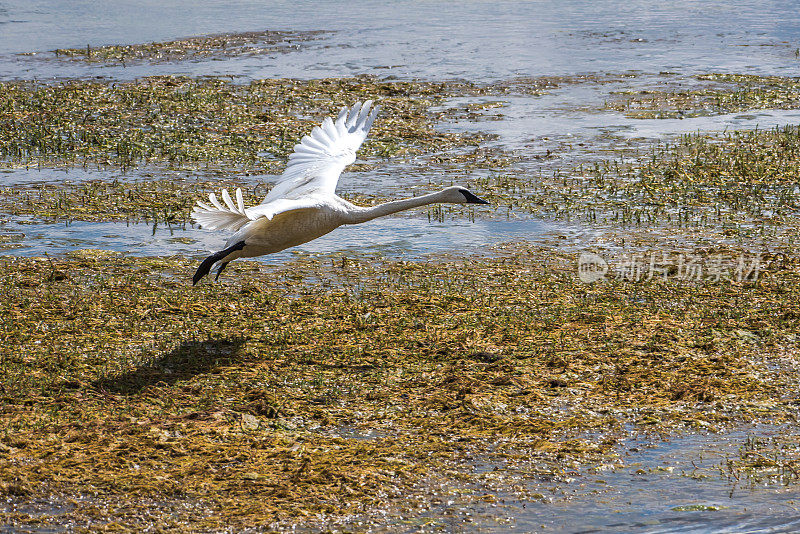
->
xmin=462 ymin=190 xmax=490 ymax=205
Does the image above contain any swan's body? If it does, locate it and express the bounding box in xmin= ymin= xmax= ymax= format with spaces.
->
xmin=191 ymin=101 xmax=488 ymax=284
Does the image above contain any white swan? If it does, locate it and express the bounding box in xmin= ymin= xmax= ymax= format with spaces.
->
xmin=191 ymin=101 xmax=489 ymax=284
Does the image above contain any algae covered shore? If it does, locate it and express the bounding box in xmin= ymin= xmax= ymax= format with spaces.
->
xmin=2 ymin=27 xmax=800 ymax=532
xmin=2 ymin=246 xmax=800 ymax=531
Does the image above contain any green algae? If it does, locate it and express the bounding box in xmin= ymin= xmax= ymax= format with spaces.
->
xmin=672 ymin=504 xmax=727 ymax=512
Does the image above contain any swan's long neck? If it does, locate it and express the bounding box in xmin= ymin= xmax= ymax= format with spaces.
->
xmin=346 ymin=190 xmax=449 ymax=224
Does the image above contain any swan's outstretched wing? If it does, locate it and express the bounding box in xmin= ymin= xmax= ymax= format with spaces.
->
xmin=192 ymin=102 xmax=378 ymax=230
xmin=191 ymin=187 xmax=323 ymax=231
xmin=263 ymin=100 xmax=380 ymax=202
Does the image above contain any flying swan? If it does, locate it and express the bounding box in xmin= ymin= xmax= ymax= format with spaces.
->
xmin=191 ymin=101 xmax=489 ymax=284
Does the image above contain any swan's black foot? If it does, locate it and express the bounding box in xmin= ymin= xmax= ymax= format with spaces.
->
xmin=193 ymin=241 xmax=246 ymax=285
xmin=215 ymin=261 xmax=231 ymax=281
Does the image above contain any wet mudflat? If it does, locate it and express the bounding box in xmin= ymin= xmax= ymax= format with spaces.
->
xmin=2 ymin=1 xmax=800 ymax=532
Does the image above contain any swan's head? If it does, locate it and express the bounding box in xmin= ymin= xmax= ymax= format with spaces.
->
xmin=442 ymin=186 xmax=490 ymax=205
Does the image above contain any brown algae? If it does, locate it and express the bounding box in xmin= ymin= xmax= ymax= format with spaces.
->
xmin=1 ymin=247 xmax=800 ymax=530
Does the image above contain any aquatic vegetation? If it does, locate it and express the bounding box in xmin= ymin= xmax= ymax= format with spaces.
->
xmin=0 ymin=75 xmax=521 ymax=225
xmin=0 ymin=246 xmax=799 ymax=529
xmin=0 ymin=76 xmax=483 ymax=170
xmin=1 ymin=177 xmax=213 ymax=224
xmin=606 ymin=73 xmax=800 ymax=119
xmin=2 ymin=58 xmax=800 ymax=529
xmin=0 ymin=177 xmax=257 ymax=224
xmin=46 ymin=30 xmax=326 ymax=65
xmin=477 ymin=125 xmax=800 ymax=240
xmin=723 ymin=432 xmax=800 ymax=485
xmin=6 ymin=81 xmax=800 ymax=235
xmin=0 ymin=69 xmax=620 ymax=174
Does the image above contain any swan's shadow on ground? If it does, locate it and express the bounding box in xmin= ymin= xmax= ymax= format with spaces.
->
xmin=92 ymin=338 xmax=245 ymax=395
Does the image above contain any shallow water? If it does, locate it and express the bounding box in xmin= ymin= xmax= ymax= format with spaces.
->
xmin=0 ymin=215 xmax=560 ymax=261
xmin=515 ymin=430 xmax=800 ymax=533
xmin=441 ymin=94 xmax=800 ymax=156
xmin=1 ymin=1 xmax=800 ymax=81
xmin=339 ymin=428 xmax=800 ymax=533
xmin=0 ymin=166 xmax=134 ymax=186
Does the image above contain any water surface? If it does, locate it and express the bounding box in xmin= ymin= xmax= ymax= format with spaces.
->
xmin=336 ymin=428 xmax=800 ymax=533
xmin=1 ymin=1 xmax=799 ymax=81
xmin=0 ymin=215 xmax=559 ymax=261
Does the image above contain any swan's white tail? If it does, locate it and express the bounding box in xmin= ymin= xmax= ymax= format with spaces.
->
xmin=192 ymin=187 xmax=252 ymax=231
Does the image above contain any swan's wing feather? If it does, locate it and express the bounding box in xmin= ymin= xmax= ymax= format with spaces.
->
xmin=193 ymin=186 xmax=329 ymax=232
xmin=192 ymin=187 xmax=252 ymax=231
xmin=263 ymin=101 xmax=380 ymax=202
xmin=236 ymin=188 xmax=245 ymax=212
xmin=193 ymin=101 xmax=380 ymax=233
xmin=221 ymin=189 xmax=237 ymax=212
